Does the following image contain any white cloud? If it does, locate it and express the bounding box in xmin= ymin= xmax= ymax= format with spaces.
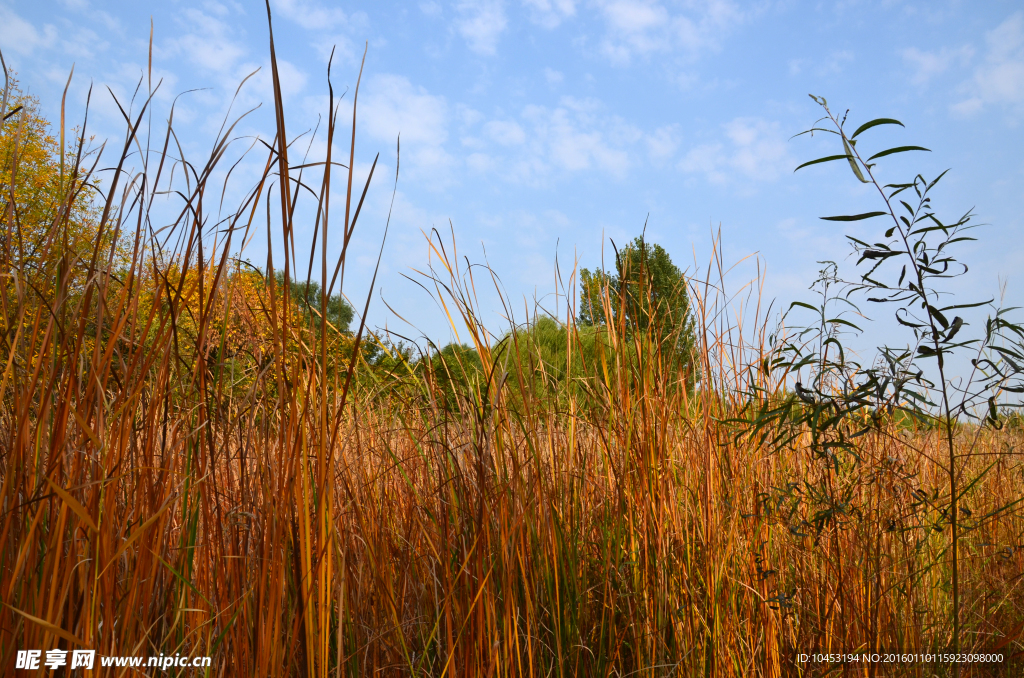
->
xmin=645 ymin=124 xmax=680 ymax=163
xmin=94 ymin=11 xmax=122 ymax=32
xmin=507 ymin=97 xmax=643 ymax=180
xmin=57 ymin=0 xmax=121 ymax=30
xmin=363 ymin=75 xmax=449 ymax=145
xmin=0 ymin=6 xmax=57 ymax=55
xmin=108 ymin=62 xmax=180 ymax=104
xmin=789 ymin=50 xmax=855 ymax=78
xmin=271 ymin=0 xmax=350 ymax=30
xmin=457 ymin=104 xmax=485 ymax=127
xmin=521 ymin=96 xmax=635 ymax=176
xmin=953 ymin=12 xmax=1024 ymax=117
xmin=987 ymin=11 xmax=1024 ymax=63
xmin=679 ymin=117 xmax=792 ymax=185
xmin=522 ymin=0 xmax=576 ymax=29
xmin=311 ymin=35 xmax=359 ymax=66
xmin=454 ymin=0 xmax=507 ymax=55
xmin=244 ymin=58 xmax=309 ymax=103
xmin=950 ymin=97 xmax=983 ymax=117
xmin=459 ymin=96 xmax=677 ymax=182
xmin=902 ymin=45 xmax=973 ymax=86
xmin=167 ymin=9 xmax=247 ymax=74
xmin=484 ymin=119 xmax=526 ymax=145
xmin=672 ymin=71 xmax=700 ymax=89
xmin=467 ymin=152 xmax=495 ymax=171
xmin=472 ymin=209 xmax=571 ymax=282
xmin=361 ymin=74 xmax=454 ymax=181
xmin=592 ymin=0 xmax=744 ymax=65
xmin=822 ymin=50 xmax=854 ymax=74
xmin=61 ymin=26 xmax=109 ymax=59
xmin=203 ymin=1 xmax=232 ymax=17
xmin=509 ymin=211 xmax=573 ymax=282
xmin=420 ymin=1 xmax=443 ymax=16
xmin=544 ymin=67 xmax=564 ymax=84
xmin=679 ymin=142 xmax=727 ymax=183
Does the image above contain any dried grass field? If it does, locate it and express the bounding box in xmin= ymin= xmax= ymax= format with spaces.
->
xmin=2 ymin=16 xmax=1024 ymax=678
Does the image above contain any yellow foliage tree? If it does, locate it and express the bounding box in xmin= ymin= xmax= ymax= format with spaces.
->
xmin=1 ymin=77 xmax=106 ymax=312
xmin=1 ymin=76 xmax=366 ymax=399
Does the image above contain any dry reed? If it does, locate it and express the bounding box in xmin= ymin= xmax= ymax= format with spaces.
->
xmin=1 ymin=9 xmax=1023 ymax=677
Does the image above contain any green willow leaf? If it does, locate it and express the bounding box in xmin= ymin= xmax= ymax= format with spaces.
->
xmin=928 ymin=305 xmax=949 ymax=329
xmin=821 ymin=211 xmax=888 ymax=222
xmin=795 ymin=154 xmax=855 ymax=172
xmin=842 ymin=137 xmax=869 ymax=183
xmin=866 ymin=145 xmax=931 ymax=162
xmin=910 ymin=224 xmax=952 ymax=236
xmin=826 ymin=318 xmax=863 ymax=331
xmin=927 ymin=168 xmax=951 ymax=190
xmin=939 ymin=299 xmax=993 ymax=312
xmin=791 ymin=127 xmax=840 ymax=139
xmin=851 ymin=118 xmax=905 ymax=139
xmin=896 ymin=315 xmax=924 ymax=329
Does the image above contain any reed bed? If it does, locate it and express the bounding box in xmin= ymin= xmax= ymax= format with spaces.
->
xmin=2 ymin=15 xmax=1023 ymax=677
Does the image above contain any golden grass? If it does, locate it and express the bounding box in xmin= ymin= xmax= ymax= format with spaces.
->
xmin=2 ymin=13 xmax=1023 ymax=677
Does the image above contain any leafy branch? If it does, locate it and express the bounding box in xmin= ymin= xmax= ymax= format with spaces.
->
xmin=736 ymin=95 xmax=1024 ymax=661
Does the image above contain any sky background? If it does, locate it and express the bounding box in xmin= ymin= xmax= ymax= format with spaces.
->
xmin=2 ymin=0 xmax=1023 ymax=367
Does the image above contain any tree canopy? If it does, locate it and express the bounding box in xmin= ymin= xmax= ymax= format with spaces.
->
xmin=578 ymin=236 xmax=697 ymax=373
xmin=273 ymin=271 xmax=355 ymax=335
xmin=1 ymin=80 xmax=105 ymax=299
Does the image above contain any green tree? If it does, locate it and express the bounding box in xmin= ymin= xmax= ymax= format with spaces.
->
xmin=273 ymin=271 xmax=354 ymax=334
xmin=423 ymin=341 xmax=484 ymax=409
xmin=578 ymin=236 xmax=697 ymax=369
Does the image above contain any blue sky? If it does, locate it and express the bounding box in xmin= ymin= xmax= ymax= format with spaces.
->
xmin=2 ymin=0 xmax=1023 ymax=360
